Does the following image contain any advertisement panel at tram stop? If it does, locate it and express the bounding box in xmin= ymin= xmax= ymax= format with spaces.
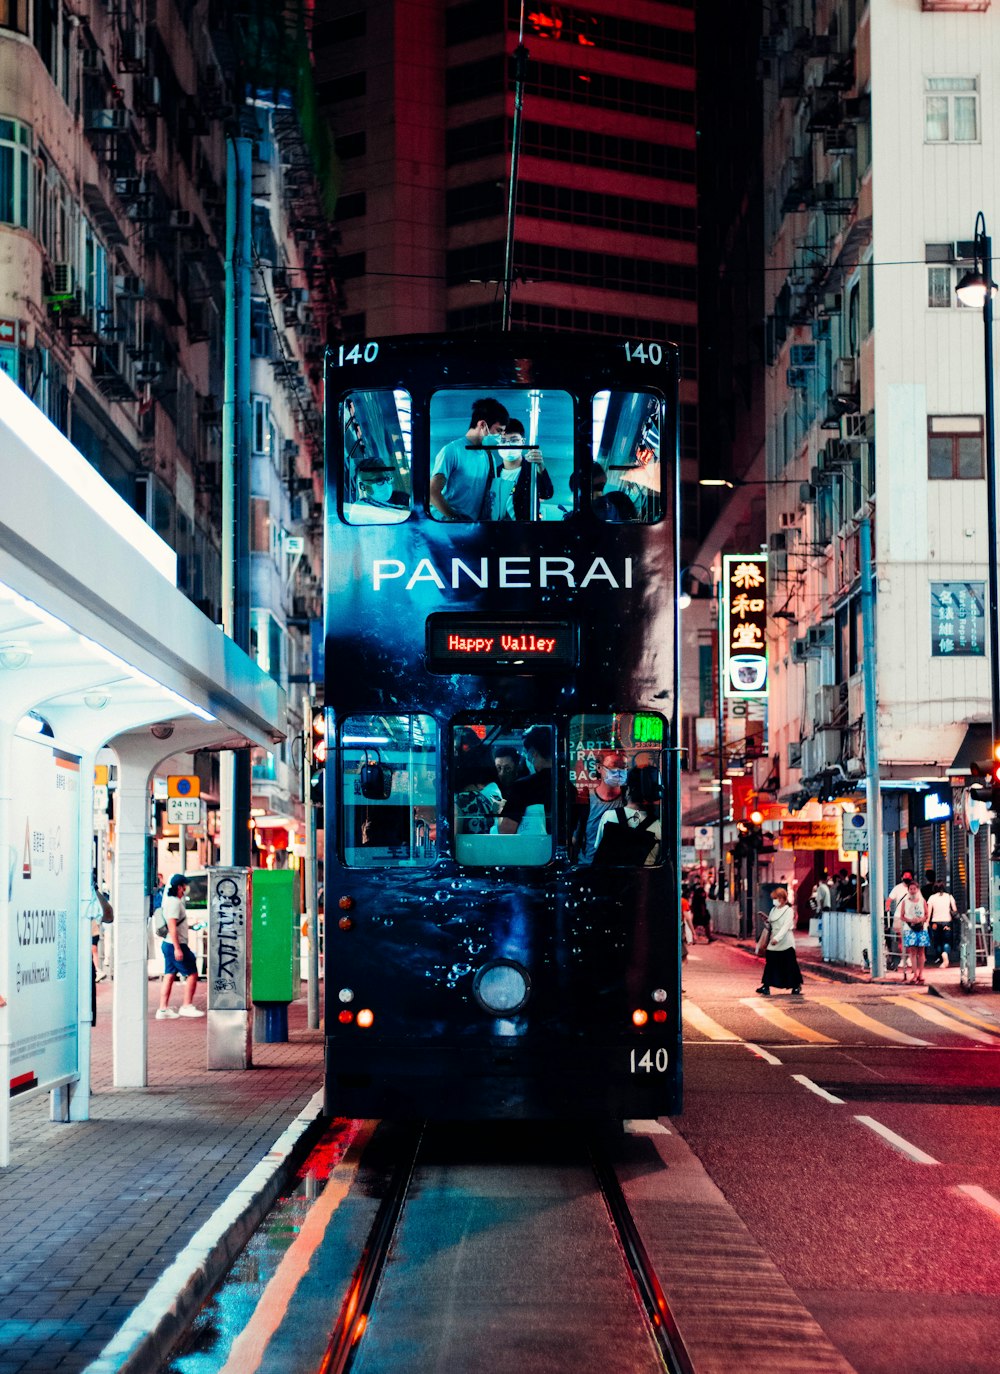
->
xmin=206 ymin=867 xmax=252 ymax=1070
xmin=6 ymin=736 xmax=81 ymax=1102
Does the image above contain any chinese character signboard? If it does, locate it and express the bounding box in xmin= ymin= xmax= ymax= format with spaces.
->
xmin=931 ymin=582 xmax=985 ymax=657
xmin=722 ymin=554 xmax=768 ymax=698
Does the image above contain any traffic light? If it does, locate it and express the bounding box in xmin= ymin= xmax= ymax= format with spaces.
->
xmin=734 ymin=812 xmax=776 ymax=857
xmin=309 ymin=709 xmax=326 ymax=813
xmin=969 ymin=745 xmax=1000 ymax=816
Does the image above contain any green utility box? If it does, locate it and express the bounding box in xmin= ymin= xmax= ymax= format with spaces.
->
xmin=251 ymin=870 xmax=300 ymax=1003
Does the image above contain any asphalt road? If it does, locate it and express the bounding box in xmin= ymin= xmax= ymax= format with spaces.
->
xmin=676 ymin=939 xmax=1000 ymax=1374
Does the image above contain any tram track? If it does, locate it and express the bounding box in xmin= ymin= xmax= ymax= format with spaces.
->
xmin=320 ymin=1122 xmax=696 ymax=1374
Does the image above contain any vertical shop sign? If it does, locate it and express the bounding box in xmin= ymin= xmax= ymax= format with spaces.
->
xmin=930 ymin=581 xmax=985 ymax=657
xmin=722 ymin=553 xmax=768 ymax=698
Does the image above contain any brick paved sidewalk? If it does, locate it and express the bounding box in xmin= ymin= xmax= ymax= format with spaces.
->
xmin=0 ymin=977 xmax=323 ymax=1374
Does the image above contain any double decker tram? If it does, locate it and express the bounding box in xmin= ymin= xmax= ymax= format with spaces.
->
xmin=322 ymin=332 xmax=681 ymax=1120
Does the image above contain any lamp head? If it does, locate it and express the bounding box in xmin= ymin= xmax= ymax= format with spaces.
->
xmin=955 ymin=268 xmax=998 ymax=309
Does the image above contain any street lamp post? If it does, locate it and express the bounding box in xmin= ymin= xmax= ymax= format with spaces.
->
xmin=956 ymin=213 xmax=1000 ymax=978
xmin=679 ymin=565 xmax=726 ymax=897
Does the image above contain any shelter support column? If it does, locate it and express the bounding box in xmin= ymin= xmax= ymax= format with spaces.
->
xmin=111 ymin=753 xmax=152 ymax=1088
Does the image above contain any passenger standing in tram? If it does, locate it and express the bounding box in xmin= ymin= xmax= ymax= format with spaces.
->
xmin=572 ymin=749 xmax=627 ymax=864
xmin=498 ymin=726 xmax=552 ymax=834
xmin=454 ymin=748 xmax=505 ymax=834
xmin=489 ymin=418 xmax=554 ymax=520
xmin=593 ymin=767 xmax=662 ymax=866
xmin=755 ymin=886 xmax=802 ymax=997
xmin=492 ymin=744 xmax=523 ymax=798
xmin=429 ymin=397 xmax=509 ymax=521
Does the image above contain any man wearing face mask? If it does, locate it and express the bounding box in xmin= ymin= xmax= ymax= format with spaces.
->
xmin=357 ymin=460 xmax=409 ymax=513
xmin=498 ymin=725 xmax=552 ymax=835
xmin=430 ymin=397 xmax=509 ymax=521
xmin=572 ymin=750 xmax=628 ymax=864
xmin=488 ymin=418 xmax=554 ymax=521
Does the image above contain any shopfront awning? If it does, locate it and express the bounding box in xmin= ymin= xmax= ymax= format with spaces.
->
xmin=949 ymin=722 xmax=992 ymax=774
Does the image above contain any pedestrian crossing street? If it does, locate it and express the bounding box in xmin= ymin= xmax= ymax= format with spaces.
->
xmin=682 ymin=992 xmax=1000 ymax=1050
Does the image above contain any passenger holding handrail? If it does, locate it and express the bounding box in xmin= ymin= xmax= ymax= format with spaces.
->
xmin=430 ymin=397 xmax=509 ymax=521
xmin=498 ymin=726 xmax=552 ymax=835
xmin=489 ymin=418 xmax=553 ymax=521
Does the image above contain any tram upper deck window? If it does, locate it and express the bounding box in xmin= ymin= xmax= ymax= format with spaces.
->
xmin=453 ymin=722 xmax=554 ymax=866
xmin=569 ymin=712 xmax=665 ymax=866
xmin=341 ymin=389 xmax=413 ymax=524
xmin=592 ymin=390 xmax=663 ymax=523
xmin=340 ymin=714 xmax=436 ymax=867
xmin=429 ymin=389 xmax=573 ymax=522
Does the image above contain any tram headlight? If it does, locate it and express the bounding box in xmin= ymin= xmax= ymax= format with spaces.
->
xmin=473 ymin=960 xmax=531 ymax=1015
xmin=651 ymin=988 xmax=667 ymax=1003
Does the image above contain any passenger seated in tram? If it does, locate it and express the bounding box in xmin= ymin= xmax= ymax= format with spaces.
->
xmin=592 ymin=765 xmax=662 ymax=866
xmin=487 ymin=418 xmax=554 ymax=521
xmin=497 ymin=725 xmax=552 ymax=835
xmin=454 ymin=747 xmax=505 ymax=835
xmin=430 ymin=397 xmax=509 ymax=521
xmin=344 ymin=457 xmax=410 ymax=524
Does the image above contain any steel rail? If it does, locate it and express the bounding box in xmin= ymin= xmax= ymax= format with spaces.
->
xmin=589 ymin=1138 xmax=698 ymax=1374
xmin=317 ymin=1122 xmax=423 ymax=1374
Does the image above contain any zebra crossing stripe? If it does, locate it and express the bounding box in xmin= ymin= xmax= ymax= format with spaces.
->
xmin=739 ymin=999 xmax=838 ymax=1044
xmin=813 ymin=997 xmax=929 ymax=1046
xmin=682 ymin=1002 xmax=740 ymax=1041
xmin=890 ymin=997 xmax=999 ymax=1045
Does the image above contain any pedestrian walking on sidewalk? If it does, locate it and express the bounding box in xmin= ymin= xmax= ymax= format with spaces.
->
xmin=755 ymin=886 xmax=803 ymax=997
xmin=927 ymin=879 xmax=957 ymax=967
xmin=885 ymin=869 xmax=914 ymax=978
xmin=899 ymin=879 xmax=931 ymax=985
xmin=156 ymin=874 xmax=204 ymax=1019
xmin=689 ymin=882 xmax=713 ymax=942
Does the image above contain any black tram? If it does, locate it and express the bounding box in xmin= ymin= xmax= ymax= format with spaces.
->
xmin=322 ymin=332 xmax=681 ymax=1120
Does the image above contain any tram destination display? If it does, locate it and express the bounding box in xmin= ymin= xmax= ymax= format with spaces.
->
xmin=427 ymin=614 xmax=577 ymax=671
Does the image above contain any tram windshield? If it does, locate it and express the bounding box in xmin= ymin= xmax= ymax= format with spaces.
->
xmin=429 ymin=388 xmax=574 ymax=522
xmin=342 ymin=389 xmax=413 ymax=524
xmin=453 ymin=721 xmax=554 ymax=866
xmin=592 ymin=390 xmax=663 ymax=523
xmin=340 ymin=713 xmax=436 ymax=866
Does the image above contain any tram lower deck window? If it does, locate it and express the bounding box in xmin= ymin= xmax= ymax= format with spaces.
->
xmin=569 ymin=713 xmax=665 ymax=865
xmin=453 ymin=722 xmax=554 ymax=865
xmin=340 ymin=714 xmax=436 ymax=866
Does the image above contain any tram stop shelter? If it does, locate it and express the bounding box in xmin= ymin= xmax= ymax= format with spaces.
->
xmin=0 ymin=371 xmax=286 ymax=1166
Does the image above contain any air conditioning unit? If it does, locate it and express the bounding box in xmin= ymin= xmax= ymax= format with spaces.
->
xmin=50 ymin=262 xmax=75 ymax=296
xmin=800 ymin=481 xmax=817 ymax=504
xmin=788 ymin=740 xmax=803 ymax=768
xmin=840 ymin=411 xmax=873 ymax=444
xmin=814 ymin=685 xmax=838 ymax=725
xmin=801 ymin=731 xmax=843 ymax=777
xmin=791 ymin=638 xmax=813 ymax=664
xmin=89 ymin=107 xmax=132 ymax=132
xmin=845 ymin=757 xmax=865 ymax=777
xmin=807 ymin=622 xmax=834 ymax=649
xmin=787 ymin=366 xmax=809 ymax=389
xmin=818 ymin=291 xmax=842 ymax=316
xmin=833 ymin=356 xmax=858 ymax=398
xmin=768 ymin=531 xmax=788 ymax=553
xmin=114 ymin=274 xmax=142 ymax=297
xmin=169 ymin=209 xmax=195 ymax=229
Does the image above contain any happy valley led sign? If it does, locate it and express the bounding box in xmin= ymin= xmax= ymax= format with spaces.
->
xmin=427 ymin=615 xmax=577 ymax=672
xmin=722 ymin=554 xmax=768 ymax=699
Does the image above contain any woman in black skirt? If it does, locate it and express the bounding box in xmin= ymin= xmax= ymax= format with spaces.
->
xmin=756 ymin=885 xmax=803 ymax=996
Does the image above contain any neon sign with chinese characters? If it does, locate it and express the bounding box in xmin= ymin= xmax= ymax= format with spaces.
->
xmin=722 ymin=554 xmax=768 ymax=698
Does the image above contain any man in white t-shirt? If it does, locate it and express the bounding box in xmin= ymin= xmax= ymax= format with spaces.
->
xmin=155 ymin=874 xmax=204 ymax=1020
xmin=927 ymin=879 xmax=958 ymax=967
xmin=429 ymin=397 xmax=509 ymax=521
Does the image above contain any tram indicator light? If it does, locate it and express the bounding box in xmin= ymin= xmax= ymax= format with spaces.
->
xmin=653 ymin=1009 xmax=667 ymax=1023
xmin=337 ymin=1010 xmax=354 ymax=1024
xmin=356 ymin=1008 xmax=374 ymax=1029
xmin=632 ymin=1009 xmax=649 ymax=1027
xmin=427 ymin=614 xmax=576 ymax=672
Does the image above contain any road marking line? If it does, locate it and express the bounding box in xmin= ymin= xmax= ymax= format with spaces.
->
xmin=217 ymin=1121 xmax=376 ymax=1374
xmin=891 ymin=996 xmax=999 ymax=1045
xmin=791 ymin=1074 xmax=844 ymax=1104
xmin=624 ymin=1119 xmax=672 ymax=1135
xmin=956 ymin=1185 xmax=1000 ymax=1219
xmin=814 ymin=996 xmax=929 ymax=1046
xmin=927 ymin=999 xmax=1000 ymax=1035
xmin=682 ymin=1001 xmax=741 ymax=1041
xmin=739 ymin=998 xmax=838 ymax=1043
xmin=854 ymin=1115 xmax=938 ymax=1165
xmin=745 ymin=1042 xmax=782 ymax=1065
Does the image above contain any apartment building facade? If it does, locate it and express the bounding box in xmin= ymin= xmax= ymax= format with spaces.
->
xmin=0 ymin=0 xmax=335 ymax=860
xmin=758 ymin=0 xmax=999 ymax=907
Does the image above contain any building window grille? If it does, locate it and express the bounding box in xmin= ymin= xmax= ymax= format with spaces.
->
xmin=924 ymin=77 xmax=978 ymax=143
xmin=927 ymin=415 xmax=984 ymax=479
